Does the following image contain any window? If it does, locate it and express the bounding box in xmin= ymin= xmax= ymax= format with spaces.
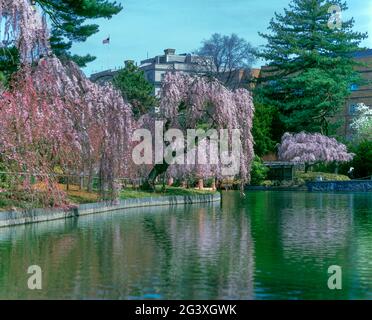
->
xmin=349 ymin=104 xmax=358 ymax=115
xmin=145 ymin=71 xmax=154 ymax=82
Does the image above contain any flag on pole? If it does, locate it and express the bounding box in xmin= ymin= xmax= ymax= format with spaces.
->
xmin=102 ymin=36 xmax=110 ymax=44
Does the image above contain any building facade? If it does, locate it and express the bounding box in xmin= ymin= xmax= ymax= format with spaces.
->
xmin=90 ymin=49 xmax=372 ymax=139
xmin=90 ymin=49 xmax=215 ymax=95
xmin=342 ymin=49 xmax=372 ymax=138
xmin=89 ymin=69 xmax=119 ymax=85
xmin=255 ymin=50 xmax=372 ymax=139
xmin=139 ymin=49 xmax=215 ymax=95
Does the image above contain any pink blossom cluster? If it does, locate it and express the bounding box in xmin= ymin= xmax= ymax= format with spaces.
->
xmin=0 ymin=1 xmax=256 ymax=202
xmin=0 ymin=0 xmax=135 ymax=205
xmin=166 ymin=138 xmax=222 ymax=181
xmin=0 ymin=56 xmax=135 ymax=205
xmin=278 ymin=132 xmax=354 ymax=164
xmin=33 ymin=57 xmax=135 ymax=195
xmin=158 ymin=72 xmax=255 ymax=183
xmin=0 ymin=0 xmax=49 ymax=61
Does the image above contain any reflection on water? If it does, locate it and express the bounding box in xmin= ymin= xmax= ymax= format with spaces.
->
xmin=0 ymin=191 xmax=371 ymax=299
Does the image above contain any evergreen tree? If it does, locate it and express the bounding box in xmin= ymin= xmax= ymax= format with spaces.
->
xmin=0 ymin=0 xmax=122 ymax=79
xmin=35 ymin=0 xmax=122 ymax=67
xmin=0 ymin=47 xmax=20 ymax=87
xmin=252 ymin=103 xmax=277 ymax=156
xmin=256 ymin=0 xmax=367 ymax=135
xmin=112 ymin=61 xmax=158 ymax=119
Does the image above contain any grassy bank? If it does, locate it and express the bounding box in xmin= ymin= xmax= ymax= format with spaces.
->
xmin=295 ymin=172 xmax=350 ymax=184
xmin=257 ymin=172 xmax=350 ymax=188
xmin=120 ymin=186 xmax=217 ymax=199
xmin=0 ymin=185 xmax=218 ymax=211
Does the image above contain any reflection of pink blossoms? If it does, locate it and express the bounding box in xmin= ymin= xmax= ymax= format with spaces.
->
xmin=278 ymin=132 xmax=354 ymax=164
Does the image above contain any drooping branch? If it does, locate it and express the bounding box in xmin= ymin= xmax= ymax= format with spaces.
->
xmin=278 ymin=132 xmax=354 ymax=168
xmin=140 ymin=72 xmax=255 ymax=190
xmin=0 ymin=0 xmax=50 ymax=61
xmin=0 ymin=0 xmax=136 ymax=205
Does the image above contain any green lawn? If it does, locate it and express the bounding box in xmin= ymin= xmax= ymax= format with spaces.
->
xmin=120 ymin=186 xmax=217 ymax=199
xmin=0 ymin=186 xmax=218 ymax=210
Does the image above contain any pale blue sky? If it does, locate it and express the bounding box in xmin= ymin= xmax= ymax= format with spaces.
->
xmin=71 ymin=0 xmax=372 ymax=76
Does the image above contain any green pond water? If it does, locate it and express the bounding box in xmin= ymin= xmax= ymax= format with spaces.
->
xmin=0 ymin=191 xmax=371 ymax=300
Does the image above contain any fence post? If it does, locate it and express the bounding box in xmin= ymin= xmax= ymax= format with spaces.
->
xmin=79 ymin=175 xmax=84 ymax=190
xmin=66 ymin=175 xmax=70 ymax=191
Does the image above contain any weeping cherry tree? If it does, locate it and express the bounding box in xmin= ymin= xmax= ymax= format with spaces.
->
xmin=278 ymin=132 xmax=354 ymax=172
xmin=140 ymin=72 xmax=255 ymax=191
xmin=0 ymin=0 xmax=135 ymax=205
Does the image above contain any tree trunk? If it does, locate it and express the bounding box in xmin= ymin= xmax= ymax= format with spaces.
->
xmin=66 ymin=175 xmax=70 ymax=191
xmin=87 ymin=162 xmax=93 ymax=192
xmin=161 ymin=174 xmax=166 ymax=192
xmin=141 ymin=163 xmax=170 ymax=191
xmin=211 ymin=179 xmax=216 ymax=191
xmin=141 ymin=121 xmax=206 ymax=191
xmin=79 ymin=175 xmax=84 ymax=190
xmin=197 ymin=179 xmax=204 ymax=190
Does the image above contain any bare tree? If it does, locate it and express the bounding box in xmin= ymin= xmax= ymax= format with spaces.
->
xmin=195 ymin=33 xmax=256 ymax=89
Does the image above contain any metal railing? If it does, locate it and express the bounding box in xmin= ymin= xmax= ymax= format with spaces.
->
xmin=354 ymin=175 xmax=372 ymax=180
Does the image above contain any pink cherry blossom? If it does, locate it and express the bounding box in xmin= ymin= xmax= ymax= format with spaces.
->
xmin=0 ymin=1 xmax=135 ymax=205
xmin=278 ymin=132 xmax=354 ymax=164
xmin=152 ymin=72 xmax=255 ymax=184
xmin=0 ymin=0 xmax=49 ymax=61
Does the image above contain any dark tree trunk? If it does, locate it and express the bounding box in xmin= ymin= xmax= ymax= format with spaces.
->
xmin=141 ymin=119 xmax=173 ymax=191
xmin=87 ymin=162 xmax=93 ymax=192
xmin=141 ymin=162 xmax=170 ymax=191
xmin=141 ymin=120 xmax=207 ymax=191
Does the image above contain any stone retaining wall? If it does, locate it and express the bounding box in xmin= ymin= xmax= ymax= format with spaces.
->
xmin=0 ymin=193 xmax=221 ymax=228
xmin=306 ymin=180 xmax=372 ymax=192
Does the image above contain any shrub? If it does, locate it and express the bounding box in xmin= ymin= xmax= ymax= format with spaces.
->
xmin=295 ymin=172 xmax=350 ymax=183
xmin=350 ymin=140 xmax=372 ymax=178
xmin=261 ymin=180 xmax=273 ymax=187
xmin=337 ymin=140 xmax=372 ymax=179
xmin=250 ymin=156 xmax=269 ymax=185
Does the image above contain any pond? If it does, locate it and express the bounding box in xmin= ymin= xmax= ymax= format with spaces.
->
xmin=0 ymin=191 xmax=371 ymax=299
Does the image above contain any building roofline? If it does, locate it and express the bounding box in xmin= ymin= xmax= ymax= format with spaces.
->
xmin=353 ymin=49 xmax=372 ymax=58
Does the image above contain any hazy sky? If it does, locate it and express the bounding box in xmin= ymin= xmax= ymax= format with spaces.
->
xmin=71 ymin=0 xmax=372 ymax=76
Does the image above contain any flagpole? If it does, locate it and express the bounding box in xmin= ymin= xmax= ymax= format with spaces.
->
xmin=106 ymin=38 xmax=109 ymax=71
xmin=107 ymin=35 xmax=110 ymax=71
xmin=102 ymin=35 xmax=110 ymax=71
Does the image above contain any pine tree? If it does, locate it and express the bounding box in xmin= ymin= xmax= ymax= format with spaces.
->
xmin=0 ymin=47 xmax=20 ymax=87
xmin=35 ymin=0 xmax=122 ymax=67
xmin=112 ymin=61 xmax=158 ymax=119
xmin=252 ymin=103 xmax=277 ymax=156
xmin=256 ymin=0 xmax=368 ymax=135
